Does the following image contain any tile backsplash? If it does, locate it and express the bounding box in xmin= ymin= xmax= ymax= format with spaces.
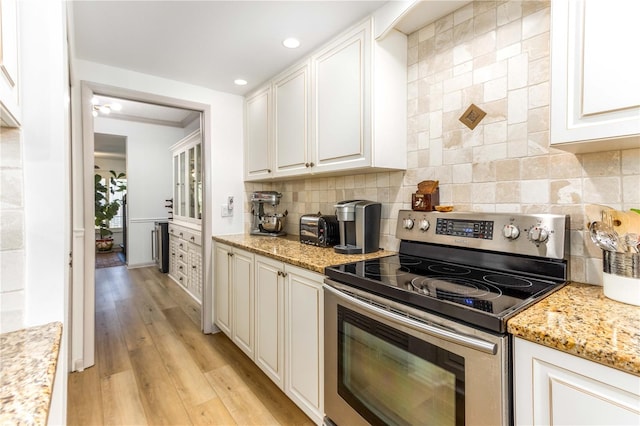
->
xmin=0 ymin=127 xmax=25 ymax=332
xmin=244 ymin=0 xmax=639 ymax=286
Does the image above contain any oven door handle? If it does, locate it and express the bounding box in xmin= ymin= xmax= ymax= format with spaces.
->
xmin=324 ymin=284 xmax=497 ymax=355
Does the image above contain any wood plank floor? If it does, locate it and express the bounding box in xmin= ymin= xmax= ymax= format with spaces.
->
xmin=67 ymin=265 xmax=314 ymax=426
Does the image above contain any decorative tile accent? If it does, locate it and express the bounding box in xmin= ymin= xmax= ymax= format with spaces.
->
xmin=459 ymin=104 xmax=487 ymax=130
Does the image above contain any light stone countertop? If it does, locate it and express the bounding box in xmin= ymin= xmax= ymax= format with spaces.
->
xmin=508 ymin=283 xmax=640 ymax=376
xmin=0 ymin=321 xmax=62 ymax=425
xmin=212 ymin=234 xmax=396 ymax=273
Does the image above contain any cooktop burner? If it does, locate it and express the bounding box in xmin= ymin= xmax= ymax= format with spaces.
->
xmin=325 ymin=254 xmax=563 ymax=333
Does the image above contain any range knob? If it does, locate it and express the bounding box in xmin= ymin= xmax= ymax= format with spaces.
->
xmin=502 ymin=224 xmax=520 ymax=240
xmin=418 ymin=219 xmax=430 ymax=231
xmin=403 ymin=218 xmax=415 ymax=230
xmin=528 ymin=226 xmax=549 ymax=244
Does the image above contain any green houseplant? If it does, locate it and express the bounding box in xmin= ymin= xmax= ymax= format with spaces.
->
xmin=95 ymin=170 xmax=126 ymax=251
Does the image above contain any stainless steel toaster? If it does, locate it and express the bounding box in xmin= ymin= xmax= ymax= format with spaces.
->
xmin=299 ymin=214 xmax=339 ymax=247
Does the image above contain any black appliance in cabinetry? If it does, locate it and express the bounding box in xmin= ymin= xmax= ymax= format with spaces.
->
xmin=153 ymin=221 xmax=169 ymax=273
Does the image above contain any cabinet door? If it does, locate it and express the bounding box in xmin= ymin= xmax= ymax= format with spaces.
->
xmin=313 ymin=21 xmax=371 ymax=173
xmin=178 ymin=151 xmax=186 ymax=216
xmin=273 ymin=61 xmax=312 ymax=178
xmin=188 ymin=146 xmax=196 ymax=219
xmin=168 ymin=236 xmax=178 ymax=280
xmin=195 ymin=143 xmax=202 ymax=220
xmin=245 ymin=86 xmax=272 ymax=180
xmin=232 ymin=249 xmax=255 ymax=359
xmin=550 ymin=0 xmax=640 ymax=151
xmin=285 ymin=265 xmax=324 ymax=423
xmin=254 ymin=255 xmax=285 ymax=388
xmin=173 ymin=155 xmax=180 ymax=217
xmin=514 ymin=338 xmax=640 ymax=425
xmin=188 ymin=242 xmax=202 ymax=302
xmin=213 ymin=243 xmax=232 ymax=337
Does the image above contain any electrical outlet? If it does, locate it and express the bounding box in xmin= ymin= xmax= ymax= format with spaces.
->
xmin=221 ymin=204 xmax=233 ymax=217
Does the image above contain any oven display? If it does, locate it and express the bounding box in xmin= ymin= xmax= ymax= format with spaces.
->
xmin=436 ymin=218 xmax=494 ymax=239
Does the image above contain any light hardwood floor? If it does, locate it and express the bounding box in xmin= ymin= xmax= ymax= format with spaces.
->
xmin=67 ymin=265 xmax=314 ymax=425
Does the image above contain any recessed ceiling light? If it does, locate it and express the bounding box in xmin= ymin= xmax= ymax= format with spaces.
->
xmin=234 ymin=79 xmax=248 ymax=86
xmin=282 ymin=38 xmax=300 ymax=49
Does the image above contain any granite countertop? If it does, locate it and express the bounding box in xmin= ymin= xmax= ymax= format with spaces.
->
xmin=212 ymin=234 xmax=396 ymax=273
xmin=508 ymin=283 xmax=640 ymax=376
xmin=0 ymin=321 xmax=63 ymax=425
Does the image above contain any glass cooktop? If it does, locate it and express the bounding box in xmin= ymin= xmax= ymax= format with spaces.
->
xmin=324 ymin=254 xmax=565 ymax=333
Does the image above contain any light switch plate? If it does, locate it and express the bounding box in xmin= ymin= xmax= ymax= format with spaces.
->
xmin=221 ymin=204 xmax=233 ymax=217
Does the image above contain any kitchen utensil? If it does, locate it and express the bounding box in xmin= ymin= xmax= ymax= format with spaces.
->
xmin=589 ymin=221 xmax=622 ymax=252
xmin=584 ymin=204 xmax=616 ymax=229
xmin=623 ymin=233 xmax=640 ymax=253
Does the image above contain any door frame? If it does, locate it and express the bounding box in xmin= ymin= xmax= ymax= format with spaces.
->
xmin=73 ymin=81 xmax=213 ymax=370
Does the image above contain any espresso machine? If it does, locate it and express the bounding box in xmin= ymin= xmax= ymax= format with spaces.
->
xmin=334 ymin=200 xmax=381 ymax=254
xmin=250 ymin=191 xmax=287 ymax=236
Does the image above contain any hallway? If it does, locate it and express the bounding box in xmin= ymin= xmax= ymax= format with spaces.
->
xmin=67 ymin=265 xmax=313 ymax=425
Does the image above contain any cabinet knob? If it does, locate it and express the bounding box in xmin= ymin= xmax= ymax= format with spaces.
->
xmin=228 ymin=253 xmax=234 ymax=257
xmin=309 ymin=162 xmax=315 ymax=167
xmin=190 ymin=236 xmax=195 ymax=241
xmin=305 ymin=163 xmax=310 ymax=167
xmin=192 ymin=265 xmax=196 ymax=269
xmin=267 ymin=169 xmax=272 ymax=173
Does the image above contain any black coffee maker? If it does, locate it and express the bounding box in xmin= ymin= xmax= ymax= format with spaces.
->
xmin=334 ymin=200 xmax=381 ymax=254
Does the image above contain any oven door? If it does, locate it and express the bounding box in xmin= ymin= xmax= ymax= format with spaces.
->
xmin=324 ymin=281 xmax=510 ymax=426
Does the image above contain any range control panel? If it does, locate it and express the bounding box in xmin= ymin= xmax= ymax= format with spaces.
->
xmin=396 ymin=210 xmax=568 ymax=260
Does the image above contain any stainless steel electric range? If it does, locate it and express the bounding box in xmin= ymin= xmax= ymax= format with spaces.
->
xmin=323 ymin=210 xmax=568 ymax=426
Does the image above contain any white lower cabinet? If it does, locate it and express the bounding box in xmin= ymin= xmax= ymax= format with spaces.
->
xmin=213 ymin=242 xmax=254 ymax=361
xmin=255 ymin=256 xmax=285 ymax=388
xmin=232 ymin=249 xmax=255 ymax=359
xmin=514 ymin=337 xmax=640 ymax=425
xmin=284 ymin=264 xmax=324 ymax=424
xmin=213 ymin=243 xmax=324 ymax=424
xmin=168 ymin=223 xmax=202 ymax=302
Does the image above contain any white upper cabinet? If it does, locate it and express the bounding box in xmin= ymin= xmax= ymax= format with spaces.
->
xmin=0 ymin=0 xmax=21 ymax=127
xmin=170 ymin=130 xmax=202 ymax=224
xmin=244 ymin=16 xmax=407 ymax=182
xmin=550 ymin=0 xmax=640 ymax=152
xmin=273 ymin=60 xmax=311 ymax=178
xmin=245 ymin=86 xmax=272 ymax=180
xmin=312 ymin=21 xmax=370 ymax=173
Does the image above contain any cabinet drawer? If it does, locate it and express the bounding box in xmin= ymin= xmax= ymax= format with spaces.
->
xmin=184 ymin=230 xmax=201 ymax=246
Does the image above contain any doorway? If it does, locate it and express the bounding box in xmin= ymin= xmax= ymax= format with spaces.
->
xmin=74 ymin=81 xmax=213 ymax=371
xmin=94 ymin=132 xmax=127 ymax=268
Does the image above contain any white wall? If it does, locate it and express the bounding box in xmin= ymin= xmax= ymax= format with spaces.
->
xmin=20 ymin=0 xmax=69 ymax=423
xmin=94 ymin=118 xmax=185 ymax=266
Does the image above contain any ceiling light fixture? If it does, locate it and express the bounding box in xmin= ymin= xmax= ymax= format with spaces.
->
xmin=91 ymin=101 xmax=122 ymax=117
xmin=234 ymin=79 xmax=248 ymax=86
xmin=282 ymin=37 xmax=300 ymax=49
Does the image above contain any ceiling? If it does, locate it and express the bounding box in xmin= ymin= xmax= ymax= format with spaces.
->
xmin=70 ymin=0 xmax=389 ymax=97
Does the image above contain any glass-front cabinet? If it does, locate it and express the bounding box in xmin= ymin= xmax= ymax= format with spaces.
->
xmin=170 ymin=130 xmax=202 ymax=223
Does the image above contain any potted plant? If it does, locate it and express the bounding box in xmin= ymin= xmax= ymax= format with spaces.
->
xmin=95 ymin=170 xmax=126 ymax=252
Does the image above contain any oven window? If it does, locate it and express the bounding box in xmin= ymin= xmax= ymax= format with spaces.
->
xmin=338 ymin=306 xmax=465 ymax=426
